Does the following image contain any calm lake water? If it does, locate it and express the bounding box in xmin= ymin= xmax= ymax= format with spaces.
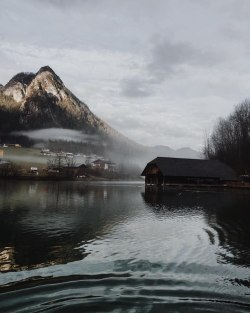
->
xmin=0 ymin=180 xmax=250 ymax=312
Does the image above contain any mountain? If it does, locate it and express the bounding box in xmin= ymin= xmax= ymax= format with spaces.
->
xmin=149 ymin=145 xmax=200 ymax=159
xmin=0 ymin=66 xmax=120 ymax=137
xmin=0 ymin=66 xmax=200 ymax=163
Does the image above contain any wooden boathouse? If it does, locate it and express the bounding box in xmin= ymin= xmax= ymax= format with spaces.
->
xmin=141 ymin=157 xmax=238 ymax=186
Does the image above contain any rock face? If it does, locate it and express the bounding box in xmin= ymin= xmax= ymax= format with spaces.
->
xmin=0 ymin=66 xmax=119 ymax=137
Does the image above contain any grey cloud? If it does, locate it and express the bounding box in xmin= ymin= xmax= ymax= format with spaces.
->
xmin=25 ymin=0 xmax=88 ymax=7
xmin=218 ymin=0 xmax=250 ymax=20
xmin=120 ymin=37 xmax=219 ymax=97
xmin=120 ymin=78 xmax=154 ymax=98
xmin=2 ymin=0 xmax=250 ymax=149
xmin=147 ymin=38 xmax=219 ymax=80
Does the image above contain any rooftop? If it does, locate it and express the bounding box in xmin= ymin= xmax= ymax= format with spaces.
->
xmin=141 ymin=157 xmax=237 ymax=181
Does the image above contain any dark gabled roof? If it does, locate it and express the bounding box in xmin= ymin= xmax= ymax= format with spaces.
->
xmin=141 ymin=157 xmax=238 ymax=181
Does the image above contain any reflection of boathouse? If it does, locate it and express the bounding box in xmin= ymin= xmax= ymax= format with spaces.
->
xmin=141 ymin=157 xmax=238 ymax=186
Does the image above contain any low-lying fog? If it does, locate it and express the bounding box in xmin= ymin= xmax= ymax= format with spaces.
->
xmin=12 ymin=128 xmax=100 ymax=143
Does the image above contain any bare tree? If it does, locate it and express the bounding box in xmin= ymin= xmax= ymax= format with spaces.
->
xmin=203 ymin=99 xmax=250 ymax=173
xmin=47 ymin=153 xmax=76 ymax=177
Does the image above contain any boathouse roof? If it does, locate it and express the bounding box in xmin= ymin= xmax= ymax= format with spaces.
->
xmin=141 ymin=157 xmax=238 ymax=181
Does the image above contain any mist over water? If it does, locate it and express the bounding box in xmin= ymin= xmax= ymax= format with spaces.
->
xmin=0 ymin=181 xmax=250 ymax=312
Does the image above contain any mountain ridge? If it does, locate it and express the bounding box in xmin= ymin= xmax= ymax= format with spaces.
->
xmin=0 ymin=66 xmax=120 ymax=137
xmin=0 ymin=66 xmax=200 ymax=161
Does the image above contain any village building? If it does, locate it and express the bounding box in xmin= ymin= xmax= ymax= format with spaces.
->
xmin=91 ymin=159 xmax=116 ymax=172
xmin=48 ymin=163 xmax=87 ymax=178
xmin=40 ymin=149 xmax=50 ymax=155
xmin=30 ymin=167 xmax=39 ymax=175
xmin=141 ymin=157 xmax=238 ymax=186
xmin=2 ymin=144 xmax=21 ymax=148
xmin=62 ymin=163 xmax=87 ymax=178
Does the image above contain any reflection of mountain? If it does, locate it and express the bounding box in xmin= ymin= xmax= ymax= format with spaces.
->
xmin=0 ymin=181 xmax=141 ymax=271
xmin=142 ymin=189 xmax=250 ymax=267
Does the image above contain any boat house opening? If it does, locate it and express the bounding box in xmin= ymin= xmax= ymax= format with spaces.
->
xmin=141 ymin=157 xmax=238 ymax=186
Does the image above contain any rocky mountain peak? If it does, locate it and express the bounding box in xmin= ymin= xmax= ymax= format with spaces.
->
xmin=0 ymin=66 xmax=117 ymax=136
xmin=37 ymin=65 xmax=56 ymax=75
xmin=1 ymin=66 xmax=69 ymax=104
xmin=5 ymin=72 xmax=36 ymax=89
xmin=26 ymin=67 xmax=66 ymax=101
xmin=36 ymin=66 xmax=62 ymax=83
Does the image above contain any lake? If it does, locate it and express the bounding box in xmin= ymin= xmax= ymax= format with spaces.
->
xmin=0 ymin=180 xmax=250 ymax=312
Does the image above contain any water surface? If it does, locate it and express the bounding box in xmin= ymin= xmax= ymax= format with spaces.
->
xmin=0 ymin=180 xmax=250 ymax=312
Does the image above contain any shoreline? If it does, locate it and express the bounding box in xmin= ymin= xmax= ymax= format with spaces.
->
xmin=1 ymin=176 xmax=249 ymax=190
xmin=145 ymin=182 xmax=250 ymax=190
xmin=0 ymin=175 xmax=143 ymax=182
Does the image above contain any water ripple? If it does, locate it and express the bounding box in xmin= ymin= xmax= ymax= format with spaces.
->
xmin=0 ymin=273 xmax=249 ymax=313
xmin=1 ymin=183 xmax=250 ymax=312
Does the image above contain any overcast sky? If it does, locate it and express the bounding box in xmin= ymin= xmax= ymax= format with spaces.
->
xmin=1 ymin=0 xmax=250 ymax=150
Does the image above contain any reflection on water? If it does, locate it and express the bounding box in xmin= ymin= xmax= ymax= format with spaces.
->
xmin=0 ymin=247 xmax=14 ymax=272
xmin=0 ymin=180 xmax=141 ymax=271
xmin=143 ymin=189 xmax=250 ymax=267
xmin=0 ymin=180 xmax=250 ymax=312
